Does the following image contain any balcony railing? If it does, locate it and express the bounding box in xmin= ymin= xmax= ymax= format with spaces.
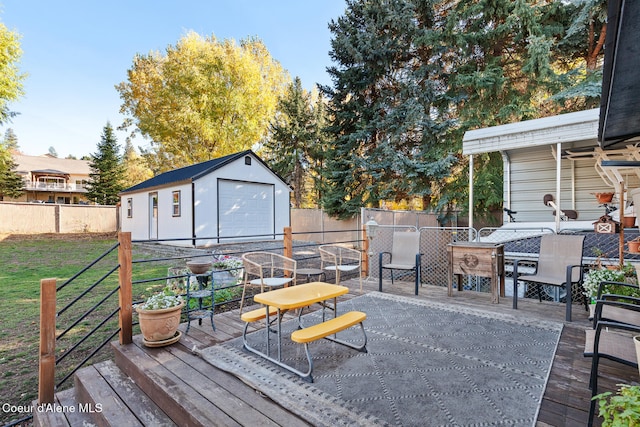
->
xmin=24 ymin=182 xmax=88 ymax=192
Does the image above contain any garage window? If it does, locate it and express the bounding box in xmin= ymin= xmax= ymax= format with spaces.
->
xmin=172 ymin=191 xmax=181 ymax=217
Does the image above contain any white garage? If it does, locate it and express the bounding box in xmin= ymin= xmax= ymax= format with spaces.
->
xmin=119 ymin=150 xmax=291 ymax=246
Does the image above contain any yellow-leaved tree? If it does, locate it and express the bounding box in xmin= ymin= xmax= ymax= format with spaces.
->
xmin=116 ymin=32 xmax=289 ymax=172
xmin=0 ymin=21 xmax=26 ymax=125
xmin=121 ymin=140 xmax=153 ymax=189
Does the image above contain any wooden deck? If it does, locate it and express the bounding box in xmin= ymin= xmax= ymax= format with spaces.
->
xmin=35 ymin=278 xmax=639 ymax=426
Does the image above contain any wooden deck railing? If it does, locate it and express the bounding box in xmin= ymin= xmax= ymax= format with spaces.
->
xmin=38 ymin=232 xmax=133 ymax=404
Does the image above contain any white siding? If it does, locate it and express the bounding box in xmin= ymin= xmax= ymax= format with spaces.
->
xmin=156 ymin=184 xmax=193 ymax=243
xmin=120 ymin=192 xmax=148 ymax=240
xmin=120 ymin=184 xmax=192 ymax=243
xmin=504 ymin=145 xmax=625 ymax=223
xmin=193 ymin=154 xmax=290 ymax=245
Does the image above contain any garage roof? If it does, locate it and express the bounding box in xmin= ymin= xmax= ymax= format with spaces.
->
xmin=120 ymin=150 xmax=285 ymax=195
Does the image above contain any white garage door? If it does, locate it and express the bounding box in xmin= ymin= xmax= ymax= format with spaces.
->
xmin=218 ymin=180 xmax=274 ymax=239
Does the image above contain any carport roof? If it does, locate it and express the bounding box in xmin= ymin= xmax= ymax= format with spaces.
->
xmin=120 ymin=150 xmax=279 ymax=194
xmin=462 ymin=109 xmax=599 ymax=155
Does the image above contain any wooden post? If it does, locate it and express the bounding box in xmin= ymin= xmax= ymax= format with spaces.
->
xmin=38 ymin=278 xmax=56 ymax=404
xmin=283 ymin=227 xmax=293 ymax=280
xmin=284 ymin=227 xmax=292 ymax=259
xmin=362 ymin=226 xmax=369 ymax=278
xmin=118 ymin=232 xmax=133 ymax=345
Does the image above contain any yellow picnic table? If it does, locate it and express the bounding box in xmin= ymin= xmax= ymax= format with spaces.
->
xmin=242 ymin=282 xmax=366 ymax=381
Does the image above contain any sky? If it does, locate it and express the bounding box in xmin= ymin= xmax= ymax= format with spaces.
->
xmin=0 ymin=1 xmax=347 ymax=158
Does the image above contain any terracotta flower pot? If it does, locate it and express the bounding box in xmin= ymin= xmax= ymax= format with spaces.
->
xmin=186 ymin=261 xmax=212 ymax=274
xmin=622 ymin=216 xmax=637 ymax=228
xmin=629 ymin=239 xmax=640 ymax=253
xmin=593 ymin=192 xmax=615 ymax=204
xmin=136 ymin=301 xmax=184 ymax=343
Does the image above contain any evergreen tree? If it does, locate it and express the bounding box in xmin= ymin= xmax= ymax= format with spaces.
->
xmin=3 ymin=128 xmax=19 ymax=151
xmin=86 ymin=122 xmax=125 ymax=205
xmin=321 ymin=0 xmax=455 ymax=219
xmin=553 ymin=0 xmax=607 ymax=110
xmin=322 ymin=0 xmax=582 ymax=221
xmin=263 ymin=77 xmax=318 ymax=208
xmin=0 ymin=140 xmax=24 ymax=200
xmin=307 ymin=91 xmax=331 ymax=206
xmin=430 ymin=0 xmax=576 ymax=221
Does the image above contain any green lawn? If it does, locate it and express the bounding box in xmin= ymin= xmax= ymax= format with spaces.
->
xmin=0 ymin=234 xmax=171 ymax=426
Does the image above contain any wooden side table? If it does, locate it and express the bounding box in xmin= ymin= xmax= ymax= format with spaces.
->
xmin=447 ymin=242 xmax=505 ymax=303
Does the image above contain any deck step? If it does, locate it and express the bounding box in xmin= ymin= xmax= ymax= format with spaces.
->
xmin=32 ymin=360 xmax=175 ymax=427
xmin=77 ymin=361 xmax=176 ymax=426
xmin=112 ymin=336 xmax=309 ymax=427
xmin=31 ymin=309 xmax=315 ymax=427
xmin=31 ymin=388 xmax=88 ymax=427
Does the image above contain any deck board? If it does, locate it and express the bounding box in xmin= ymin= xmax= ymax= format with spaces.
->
xmin=164 ymin=341 xmax=311 ymax=427
xmin=125 ymin=279 xmax=637 ymax=426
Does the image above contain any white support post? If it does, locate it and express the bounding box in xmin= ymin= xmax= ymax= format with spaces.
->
xmin=556 ymin=142 xmax=561 ymax=233
xmin=468 ymin=154 xmax=474 ymax=231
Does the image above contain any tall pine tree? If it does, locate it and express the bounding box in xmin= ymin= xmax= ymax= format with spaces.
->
xmin=429 ymin=0 xmax=576 ymax=221
xmin=86 ymin=122 xmax=125 ymax=205
xmin=322 ymin=0 xmax=581 ymax=221
xmin=321 ymin=0 xmax=455 ymax=219
xmin=263 ymin=77 xmax=323 ymax=208
xmin=0 ymin=139 xmax=24 ymax=200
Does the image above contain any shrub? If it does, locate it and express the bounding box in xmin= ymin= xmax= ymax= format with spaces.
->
xmin=595 ymin=384 xmax=640 ymax=426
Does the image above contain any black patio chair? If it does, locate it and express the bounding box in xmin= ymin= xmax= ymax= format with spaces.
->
xmin=583 ymin=298 xmax=640 ymax=426
xmin=378 ymin=231 xmax=421 ymax=295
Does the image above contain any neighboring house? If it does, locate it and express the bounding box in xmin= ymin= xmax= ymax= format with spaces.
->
xmin=11 ymin=154 xmax=91 ymax=204
xmin=462 ymin=108 xmax=640 ymax=230
xmin=119 ymin=150 xmax=291 ymax=246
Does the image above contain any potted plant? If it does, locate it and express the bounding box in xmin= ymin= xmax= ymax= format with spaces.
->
xmin=211 ymin=255 xmax=244 ymax=286
xmin=135 ymin=288 xmax=185 ymax=347
xmin=593 ymin=192 xmax=615 ymax=204
xmin=594 ymin=384 xmax=640 ymax=426
xmin=582 ymin=268 xmax=625 ymax=319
